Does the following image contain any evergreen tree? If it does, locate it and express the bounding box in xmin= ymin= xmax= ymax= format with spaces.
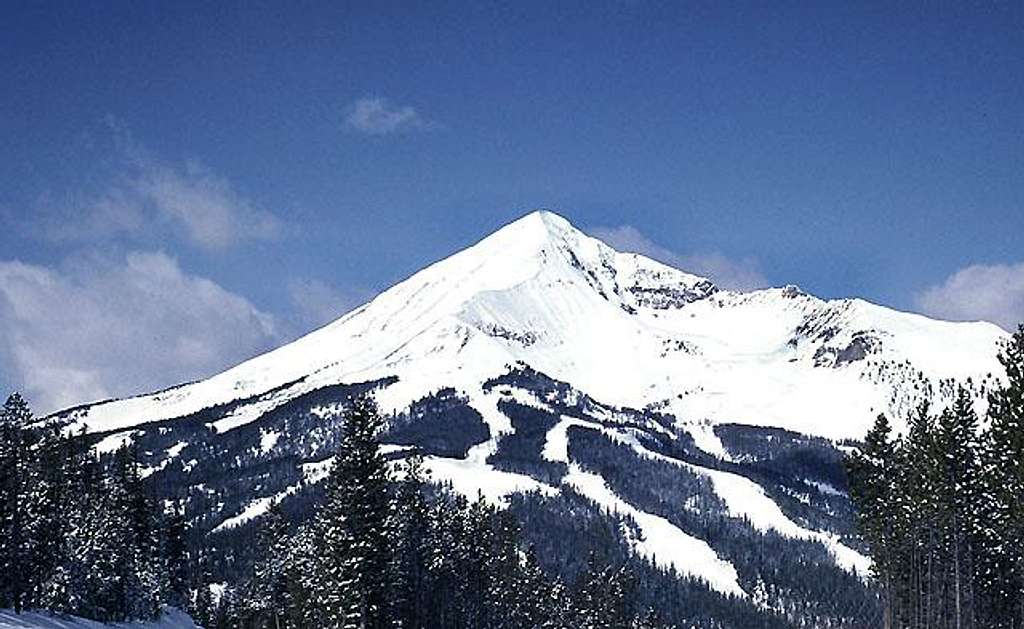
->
xmin=488 ymin=508 xmax=526 ymax=627
xmin=310 ymin=394 xmax=391 ymax=628
xmin=509 ymin=544 xmax=556 ymax=628
xmin=0 ymin=392 xmax=185 ymax=622
xmin=981 ymin=324 xmax=1024 ymax=627
xmin=30 ymin=424 xmax=92 ymax=612
xmin=49 ymin=462 xmax=136 ymax=622
xmin=572 ymin=552 xmax=636 ymax=629
xmin=846 ymin=413 xmax=899 ymax=624
xmin=900 ymin=402 xmax=941 ymax=629
xmin=247 ymin=501 xmax=292 ymax=629
xmin=163 ymin=502 xmax=189 ymax=610
xmin=387 ymin=456 xmax=431 ymax=628
xmin=190 ymin=553 xmax=215 ymax=629
xmin=284 ymin=524 xmax=318 ymax=629
xmin=424 ymin=492 xmax=469 ymax=625
xmin=0 ymin=393 xmax=35 ymax=612
xmin=111 ymin=444 xmax=162 ymax=620
xmin=461 ymin=497 xmax=498 ymax=626
xmin=37 ymin=428 xmax=101 ymax=616
xmin=935 ymin=387 xmax=982 ymax=629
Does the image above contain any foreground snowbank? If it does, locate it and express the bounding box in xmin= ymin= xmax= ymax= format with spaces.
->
xmin=0 ymin=608 xmax=198 ymax=629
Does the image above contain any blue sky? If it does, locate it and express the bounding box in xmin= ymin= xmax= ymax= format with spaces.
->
xmin=2 ymin=1 xmax=1022 ymax=411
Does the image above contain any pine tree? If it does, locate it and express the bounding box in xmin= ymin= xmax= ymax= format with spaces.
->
xmin=572 ymin=552 xmax=635 ymax=629
xmin=540 ymin=578 xmax=575 ymax=629
xmin=111 ymin=444 xmax=162 ymax=620
xmin=935 ymin=387 xmax=982 ymax=629
xmin=512 ymin=545 xmax=556 ymax=629
xmin=37 ymin=427 xmax=102 ymax=616
xmin=425 ymin=492 xmax=469 ymax=626
xmin=981 ymin=324 xmax=1024 ymax=627
xmin=248 ymin=501 xmax=292 ymax=629
xmin=62 ymin=472 xmax=134 ymax=621
xmin=846 ymin=414 xmax=899 ymax=625
xmin=488 ymin=508 xmax=526 ymax=627
xmin=631 ymin=607 xmax=663 ymax=629
xmin=387 ymin=456 xmax=431 ymax=628
xmin=0 ymin=393 xmax=36 ymax=612
xmin=461 ymin=497 xmax=497 ymax=626
xmin=846 ymin=325 xmax=1024 ymax=629
xmin=163 ymin=502 xmax=189 ymax=610
xmin=285 ymin=525 xmax=318 ymax=628
xmin=899 ymin=402 xmax=944 ymax=629
xmin=190 ymin=553 xmax=215 ymax=629
xmin=310 ymin=394 xmax=391 ymax=629
xmin=26 ymin=423 xmax=76 ymax=609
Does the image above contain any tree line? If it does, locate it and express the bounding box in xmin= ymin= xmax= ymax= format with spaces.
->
xmin=846 ymin=324 xmax=1024 ymax=629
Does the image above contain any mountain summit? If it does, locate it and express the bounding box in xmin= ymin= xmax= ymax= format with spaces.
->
xmin=61 ymin=210 xmax=1004 ymax=443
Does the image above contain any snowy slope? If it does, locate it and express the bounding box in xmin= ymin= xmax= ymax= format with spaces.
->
xmin=542 ymin=415 xmax=746 ymax=596
xmin=57 ymin=210 xmax=1006 ymax=441
xmin=0 ymin=608 xmax=198 ymax=629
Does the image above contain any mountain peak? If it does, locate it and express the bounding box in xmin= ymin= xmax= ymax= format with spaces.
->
xmin=472 ymin=210 xmax=581 ymax=256
xmin=511 ymin=209 xmax=573 ymax=230
xmin=488 ymin=210 xmax=713 ymax=286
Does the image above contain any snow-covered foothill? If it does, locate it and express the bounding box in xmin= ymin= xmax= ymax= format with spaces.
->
xmin=542 ymin=416 xmax=745 ymax=596
xmin=615 ymin=430 xmax=872 ymax=576
xmin=543 ymin=415 xmax=871 ymax=577
xmin=419 ymin=389 xmax=558 ymax=506
xmin=565 ymin=465 xmax=746 ymax=599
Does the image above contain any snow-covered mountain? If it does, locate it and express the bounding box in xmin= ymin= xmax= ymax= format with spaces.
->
xmin=61 ymin=210 xmax=1004 ymax=443
xmin=49 ymin=211 xmax=1009 ymax=621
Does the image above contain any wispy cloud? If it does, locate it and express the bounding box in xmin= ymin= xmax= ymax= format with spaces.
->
xmin=344 ymin=96 xmax=432 ymax=135
xmin=590 ymin=224 xmax=769 ymax=291
xmin=134 ymin=160 xmax=282 ymax=249
xmin=34 ymin=122 xmax=282 ymax=250
xmin=0 ymin=251 xmax=281 ymax=414
xmin=915 ymin=262 xmax=1024 ymax=332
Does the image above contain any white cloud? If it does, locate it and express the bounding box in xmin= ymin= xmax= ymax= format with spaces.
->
xmin=287 ymin=278 xmax=374 ymax=331
xmin=915 ymin=262 xmax=1024 ymax=332
xmin=134 ymin=160 xmax=282 ymax=249
xmin=0 ymin=252 xmax=281 ymax=414
xmin=34 ymin=126 xmax=281 ymax=250
xmin=590 ymin=224 xmax=769 ymax=291
xmin=38 ymin=189 xmax=146 ymax=243
xmin=344 ymin=96 xmax=431 ymax=135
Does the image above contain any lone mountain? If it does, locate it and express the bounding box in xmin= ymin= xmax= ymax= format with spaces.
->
xmin=50 ymin=211 xmax=1008 ymax=621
